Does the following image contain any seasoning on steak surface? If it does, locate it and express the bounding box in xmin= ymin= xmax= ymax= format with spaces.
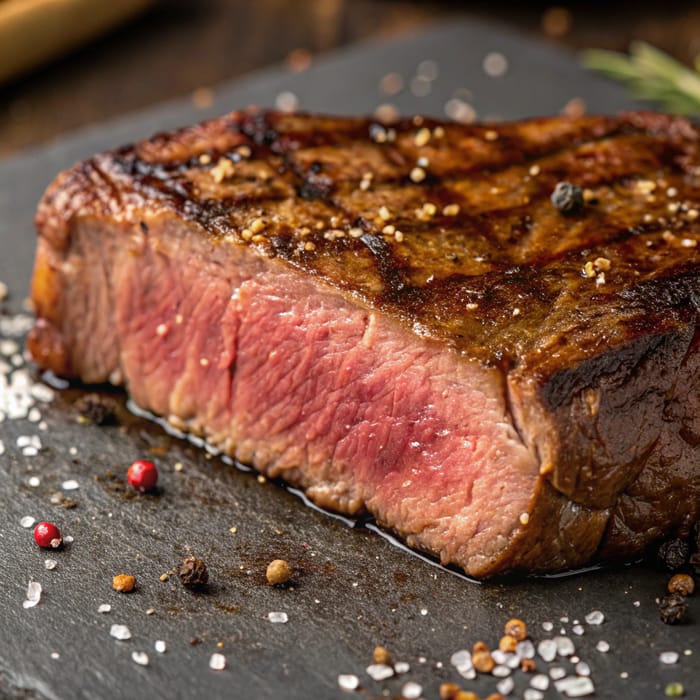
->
xmin=28 ymin=109 xmax=700 ymax=577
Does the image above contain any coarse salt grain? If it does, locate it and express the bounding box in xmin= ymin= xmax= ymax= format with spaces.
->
xmin=209 ymin=653 xmax=226 ymax=671
xmin=483 ymin=51 xmax=509 ymax=77
xmin=28 ymin=476 xmax=40 ymax=487
xmin=44 ymin=559 xmax=57 ymax=570
xmin=584 ymin=610 xmax=605 ymax=625
xmin=517 ymin=640 xmax=536 ymax=659
xmin=660 ymin=651 xmax=679 ymax=664
xmin=50 ymin=652 xmax=60 ymax=660
xmin=267 ymin=611 xmax=288 ymax=624
xmin=394 ymin=661 xmax=410 ymax=674
xmin=531 ymin=674 xmax=549 ymax=690
xmin=537 ymin=639 xmax=557 ymax=662
xmin=23 ymin=581 xmax=42 ymax=608
xmin=542 ymin=621 xmax=553 ymax=632
xmin=576 ymin=661 xmax=591 ymax=676
xmin=401 ymin=681 xmax=423 ymax=699
xmin=572 ymin=624 xmax=584 ymax=636
xmin=62 ymin=479 xmax=79 ymax=491
xmin=63 ymin=535 xmax=74 ymax=544
xmin=366 ymin=664 xmax=394 ymax=681
xmin=338 ymin=674 xmax=359 ymax=691
xmin=20 ymin=515 xmax=35 ymax=528
xmin=596 ymin=640 xmax=610 ymax=653
xmin=110 ymin=624 xmax=132 ymax=640
xmin=524 ymin=690 xmax=544 ymax=700
xmin=155 ymin=640 xmax=167 ymax=654
xmin=497 ymin=676 xmax=515 ymax=695
xmin=493 ymin=664 xmax=511 ymax=677
xmin=450 ymin=649 xmax=472 ymax=669
xmin=554 ymin=636 xmax=575 ymax=657
xmin=554 ymin=676 xmax=595 ymax=697
xmin=132 ymin=651 xmax=149 ymax=666
xmin=98 ymin=604 xmax=111 ymax=613
xmin=550 ymin=666 xmax=567 ymax=680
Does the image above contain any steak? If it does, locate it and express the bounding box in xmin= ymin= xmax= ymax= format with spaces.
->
xmin=28 ymin=109 xmax=700 ymax=577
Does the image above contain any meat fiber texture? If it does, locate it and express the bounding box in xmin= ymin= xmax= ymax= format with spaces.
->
xmin=29 ymin=109 xmax=700 ymax=578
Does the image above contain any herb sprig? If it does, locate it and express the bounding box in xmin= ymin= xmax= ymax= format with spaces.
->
xmin=581 ymin=41 xmax=700 ymax=116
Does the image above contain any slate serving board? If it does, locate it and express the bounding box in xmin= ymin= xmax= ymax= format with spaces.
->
xmin=1 ymin=17 xmax=698 ymax=700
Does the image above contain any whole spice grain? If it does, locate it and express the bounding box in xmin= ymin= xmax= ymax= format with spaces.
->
xmin=668 ymin=573 xmax=695 ymax=596
xmin=499 ymin=635 xmax=517 ymax=653
xmin=112 ymin=574 xmax=136 ymax=592
xmin=74 ymin=393 xmax=118 ymax=425
xmin=372 ymin=646 xmax=392 ymax=666
xmin=550 ymin=182 xmax=584 ymax=215
xmin=266 ymin=559 xmax=292 ymax=586
xmin=659 ymin=593 xmax=689 ymax=625
xmin=472 ymin=642 xmax=496 ymax=673
xmin=658 ymin=538 xmax=690 ymax=570
xmin=439 ymin=682 xmax=461 ymax=699
xmin=504 ymin=618 xmax=527 ymax=641
xmin=178 ymin=556 xmax=209 ymax=588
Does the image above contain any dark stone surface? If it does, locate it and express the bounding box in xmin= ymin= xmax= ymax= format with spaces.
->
xmin=0 ymin=18 xmax=697 ymax=700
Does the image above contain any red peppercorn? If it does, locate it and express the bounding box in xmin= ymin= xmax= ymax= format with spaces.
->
xmin=33 ymin=521 xmax=62 ymax=549
xmin=127 ymin=459 xmax=158 ymax=492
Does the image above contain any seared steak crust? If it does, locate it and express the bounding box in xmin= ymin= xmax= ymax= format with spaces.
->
xmin=29 ymin=110 xmax=700 ymax=576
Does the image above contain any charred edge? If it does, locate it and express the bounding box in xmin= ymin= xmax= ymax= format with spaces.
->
xmin=359 ymin=233 xmax=409 ymax=300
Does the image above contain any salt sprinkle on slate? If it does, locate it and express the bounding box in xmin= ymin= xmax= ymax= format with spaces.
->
xmin=98 ymin=604 xmax=111 ymax=614
xmin=338 ymin=674 xmax=359 ymax=691
xmin=554 ymin=675 xmax=595 ymax=697
xmin=401 ymin=681 xmax=423 ymax=699
xmin=267 ymin=611 xmax=288 ymax=623
xmin=366 ymin=664 xmax=394 ymax=681
xmin=155 ymin=640 xmax=167 ymax=654
xmin=131 ymin=651 xmax=149 ymax=667
xmin=44 ymin=559 xmax=57 ymax=570
xmin=660 ymin=651 xmax=679 ymax=664
xmin=110 ymin=624 xmax=132 ymax=641
xmin=596 ymin=640 xmax=610 ymax=653
xmin=62 ymin=479 xmax=79 ymax=491
xmin=584 ymin=610 xmax=605 ymax=625
xmin=394 ymin=661 xmax=410 ymax=674
xmin=20 ymin=515 xmax=35 ymax=528
xmin=209 ymin=653 xmax=226 ymax=671
xmin=23 ymin=581 xmax=42 ymax=609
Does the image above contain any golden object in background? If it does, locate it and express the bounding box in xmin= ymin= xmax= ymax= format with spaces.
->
xmin=0 ymin=0 xmax=153 ymax=84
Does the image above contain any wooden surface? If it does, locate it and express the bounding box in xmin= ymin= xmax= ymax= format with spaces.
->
xmin=1 ymin=0 xmax=700 ymax=157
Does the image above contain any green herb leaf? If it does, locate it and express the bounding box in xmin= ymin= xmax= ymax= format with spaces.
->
xmin=581 ymin=42 xmax=700 ymax=116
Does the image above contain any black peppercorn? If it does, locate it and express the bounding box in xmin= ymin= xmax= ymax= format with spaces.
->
xmin=178 ymin=556 xmax=209 ymax=588
xmin=551 ymin=181 xmax=584 ymax=214
xmin=657 ymin=538 xmax=690 ymax=570
xmin=659 ymin=593 xmax=689 ymax=625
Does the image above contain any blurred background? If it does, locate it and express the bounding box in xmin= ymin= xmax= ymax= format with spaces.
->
xmin=1 ymin=0 xmax=699 ymax=158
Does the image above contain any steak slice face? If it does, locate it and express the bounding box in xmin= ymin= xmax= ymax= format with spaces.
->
xmin=29 ymin=109 xmax=700 ymax=577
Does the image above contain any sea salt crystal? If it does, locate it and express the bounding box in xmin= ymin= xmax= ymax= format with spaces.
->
xmin=482 ymin=51 xmax=509 ymax=77
xmin=63 ymin=535 xmax=74 ymax=544
xmin=110 ymin=624 xmax=132 ymax=641
xmin=497 ymin=676 xmax=515 ymax=695
xmin=394 ymin=661 xmax=410 ymax=674
xmin=575 ymin=661 xmax=591 ymax=676
xmin=23 ymin=581 xmax=42 ymax=608
xmin=28 ymin=476 xmax=40 ymax=487
xmin=0 ymin=339 xmax=19 ymax=355
xmin=366 ymin=664 xmax=394 ymax=681
xmin=401 ymin=681 xmax=423 ymax=699
xmin=660 ymin=651 xmax=679 ymax=665
xmin=420 ymin=608 xmax=428 ymax=616
xmin=584 ymin=610 xmax=605 ymax=625
xmin=517 ymin=640 xmax=536 ymax=659
xmin=596 ymin=640 xmax=610 ymax=653
xmin=491 ymin=649 xmax=507 ymax=665
xmin=0 ymin=440 xmax=4 ymax=455
xmin=131 ymin=651 xmax=149 ymax=666
xmin=451 ymin=649 xmax=472 ymax=669
xmin=531 ymin=674 xmax=550 ymax=691
xmin=44 ymin=559 xmax=57 ymax=570
xmin=50 ymin=652 xmax=60 ymax=660
xmin=493 ymin=664 xmax=511 ymax=678
xmin=537 ymin=639 xmax=557 ymax=662
xmin=554 ymin=636 xmax=575 ymax=657
xmin=267 ymin=611 xmax=288 ymax=624
xmin=62 ymin=479 xmax=79 ymax=491
xmin=20 ymin=516 xmax=35 ymax=528
xmin=550 ymin=666 xmax=567 ymax=680
xmin=524 ymin=690 xmax=544 ymax=700
xmin=30 ymin=383 xmax=55 ymax=403
xmin=209 ymin=652 xmax=226 ymax=671
xmin=542 ymin=621 xmax=554 ymax=632
xmin=338 ymin=674 xmax=359 ymax=691
xmin=98 ymin=604 xmax=111 ymax=613
xmin=554 ymin=676 xmax=595 ymax=697
xmin=155 ymin=640 xmax=167 ymax=654
xmin=572 ymin=624 xmax=584 ymax=636
xmin=28 ymin=408 xmax=41 ymax=422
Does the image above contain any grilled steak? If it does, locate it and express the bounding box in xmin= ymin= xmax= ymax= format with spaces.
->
xmin=29 ymin=109 xmax=700 ymax=577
